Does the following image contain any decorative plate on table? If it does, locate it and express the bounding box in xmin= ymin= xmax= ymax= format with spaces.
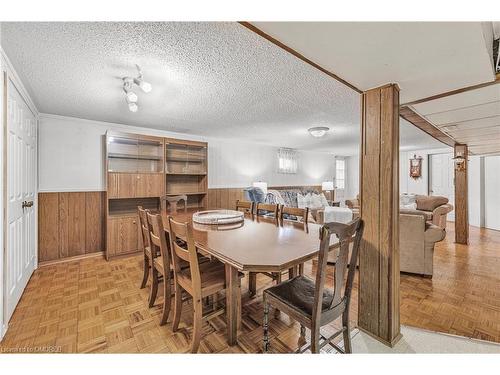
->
xmin=192 ymin=210 xmax=244 ymax=225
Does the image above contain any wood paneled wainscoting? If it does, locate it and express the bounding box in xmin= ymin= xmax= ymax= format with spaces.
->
xmin=38 ymin=192 xmax=105 ymax=263
xmin=38 ymin=186 xmax=322 ymax=263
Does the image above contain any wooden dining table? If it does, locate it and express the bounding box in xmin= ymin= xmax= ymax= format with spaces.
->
xmin=161 ymin=208 xmax=340 ymax=346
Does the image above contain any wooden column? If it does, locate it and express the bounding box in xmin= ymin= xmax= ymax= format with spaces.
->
xmin=454 ymin=144 xmax=469 ymax=244
xmin=358 ymin=84 xmax=401 ymax=346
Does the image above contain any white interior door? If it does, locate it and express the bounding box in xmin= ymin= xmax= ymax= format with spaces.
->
xmin=429 ymin=153 xmax=455 ymax=221
xmin=5 ymin=77 xmax=37 ymax=321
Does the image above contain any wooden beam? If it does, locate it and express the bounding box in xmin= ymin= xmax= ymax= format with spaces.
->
xmin=401 ymin=74 xmax=500 ymax=107
xmin=454 ymin=144 xmax=469 ymax=245
xmin=400 ymin=106 xmax=456 ymax=148
xmin=359 ymin=84 xmax=401 ymax=346
xmin=238 ymin=22 xmax=362 ymax=94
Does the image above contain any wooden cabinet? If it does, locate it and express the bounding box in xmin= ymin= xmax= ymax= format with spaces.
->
xmin=136 ymin=173 xmax=164 ymax=197
xmin=105 ymin=132 xmax=208 ymax=260
xmin=165 ymin=138 xmax=208 ymax=209
xmin=107 ymin=216 xmax=139 ymax=258
xmin=106 ymin=131 xmax=165 ymax=259
xmin=108 ymin=172 xmax=163 ymax=199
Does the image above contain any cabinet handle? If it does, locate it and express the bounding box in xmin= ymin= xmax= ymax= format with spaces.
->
xmin=132 ymin=220 xmax=136 ymax=224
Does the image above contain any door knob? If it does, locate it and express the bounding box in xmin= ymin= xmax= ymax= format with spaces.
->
xmin=22 ymin=201 xmax=28 ymax=208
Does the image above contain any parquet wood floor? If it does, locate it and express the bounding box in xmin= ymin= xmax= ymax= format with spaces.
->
xmin=1 ymin=223 xmax=499 ymax=353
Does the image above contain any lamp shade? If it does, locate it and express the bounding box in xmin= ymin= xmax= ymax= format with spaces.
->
xmin=322 ymin=181 xmax=334 ymax=191
xmin=252 ymin=181 xmax=268 ymax=194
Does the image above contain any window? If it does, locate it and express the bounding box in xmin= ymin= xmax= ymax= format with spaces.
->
xmin=277 ymin=148 xmax=298 ymax=174
xmin=335 ymin=159 xmax=345 ymax=189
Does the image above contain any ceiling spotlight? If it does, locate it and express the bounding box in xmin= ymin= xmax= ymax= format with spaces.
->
xmin=121 ymin=65 xmax=152 ymax=112
xmin=134 ymin=78 xmax=152 ymax=93
xmin=308 ymin=126 xmax=330 ymax=138
xmin=127 ymin=101 xmax=138 ymax=113
xmin=134 ymin=64 xmax=152 ymax=93
xmin=123 ymin=87 xmax=138 ymax=103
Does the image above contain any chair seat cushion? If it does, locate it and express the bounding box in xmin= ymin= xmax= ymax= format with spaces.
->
xmin=264 ymin=276 xmax=334 ymax=316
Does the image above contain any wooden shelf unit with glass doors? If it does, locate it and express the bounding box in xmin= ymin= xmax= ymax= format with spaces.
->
xmin=105 ymin=131 xmax=165 ymax=259
xmin=164 ymin=138 xmax=208 ymax=210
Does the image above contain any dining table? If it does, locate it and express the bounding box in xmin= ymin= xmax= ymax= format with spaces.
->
xmin=161 ymin=208 xmax=340 ymax=346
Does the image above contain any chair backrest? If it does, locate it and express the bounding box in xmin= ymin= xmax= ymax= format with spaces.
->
xmin=255 ymin=203 xmax=279 ymax=218
xmin=138 ymin=206 xmax=152 ymax=255
xmin=279 ymin=205 xmax=309 ymax=224
xmin=146 ymin=212 xmax=170 ymax=273
xmin=235 ymin=200 xmax=254 ymax=215
xmin=167 ymin=217 xmax=202 ymax=295
xmin=312 ymin=218 xmax=364 ymax=322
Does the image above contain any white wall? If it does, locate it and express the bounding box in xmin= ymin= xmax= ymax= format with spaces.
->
xmin=468 ymin=156 xmax=483 ymax=228
xmin=485 ymin=156 xmax=500 ymax=231
xmin=345 ymin=155 xmax=359 ymax=200
xmin=38 ymin=114 xmax=335 ymax=192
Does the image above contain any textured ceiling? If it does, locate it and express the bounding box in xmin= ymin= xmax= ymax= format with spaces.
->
xmin=1 ymin=22 xmax=443 ymax=155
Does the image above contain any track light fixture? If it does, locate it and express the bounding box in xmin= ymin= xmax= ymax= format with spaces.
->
xmin=122 ymin=65 xmax=152 ymax=112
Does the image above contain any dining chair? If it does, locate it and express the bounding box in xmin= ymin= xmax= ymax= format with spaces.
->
xmin=262 ymin=218 xmax=364 ymax=354
xmin=168 ymin=216 xmax=244 ymax=353
xmin=248 ymin=202 xmax=280 ymax=297
xmin=235 ymin=200 xmax=255 ymax=215
xmin=146 ymin=212 xmax=174 ymax=325
xmin=248 ymin=204 xmax=308 ymax=298
xmin=255 ymin=202 xmax=279 ymax=221
xmin=138 ymin=207 xmax=155 ymax=295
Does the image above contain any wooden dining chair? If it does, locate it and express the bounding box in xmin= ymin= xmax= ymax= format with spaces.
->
xmin=168 ymin=216 xmax=243 ymax=353
xmin=279 ymin=205 xmax=309 ymax=225
xmin=248 ymin=204 xmax=308 ymax=297
xmin=235 ymin=200 xmax=255 ymax=215
xmin=255 ymin=202 xmax=279 ymax=221
xmin=146 ymin=212 xmax=175 ymax=325
xmin=262 ymin=218 xmax=364 ymax=354
xmin=138 ymin=207 xmax=153 ymax=290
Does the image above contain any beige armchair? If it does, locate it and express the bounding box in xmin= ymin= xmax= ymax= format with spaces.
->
xmin=400 ymin=195 xmax=453 ymax=230
xmin=400 ymin=213 xmax=445 ymax=277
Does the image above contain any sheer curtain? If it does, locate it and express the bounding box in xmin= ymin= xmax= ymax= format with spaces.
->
xmin=277 ymin=148 xmax=298 ymax=174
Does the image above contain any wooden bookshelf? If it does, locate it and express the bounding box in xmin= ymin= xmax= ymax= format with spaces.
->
xmin=105 ymin=131 xmax=165 ymax=260
xmin=165 ymin=138 xmax=208 ymax=210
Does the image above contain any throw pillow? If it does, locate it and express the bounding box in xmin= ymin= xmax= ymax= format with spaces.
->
xmin=297 ymin=193 xmax=310 ymax=209
xmin=309 ymin=193 xmax=324 ymax=210
xmin=319 ymin=193 xmax=329 ymax=207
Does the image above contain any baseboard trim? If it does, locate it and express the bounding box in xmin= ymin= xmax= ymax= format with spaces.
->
xmin=38 ymin=251 xmax=104 ymax=267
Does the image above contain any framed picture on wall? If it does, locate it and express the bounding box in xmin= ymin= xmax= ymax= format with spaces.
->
xmin=409 ymin=154 xmax=423 ymax=180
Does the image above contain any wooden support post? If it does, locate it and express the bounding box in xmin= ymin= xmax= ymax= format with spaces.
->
xmin=454 ymin=144 xmax=469 ymax=244
xmin=358 ymin=84 xmax=401 ymax=346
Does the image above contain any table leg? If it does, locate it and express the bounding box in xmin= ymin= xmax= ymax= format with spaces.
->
xmin=225 ymin=263 xmax=240 ymax=346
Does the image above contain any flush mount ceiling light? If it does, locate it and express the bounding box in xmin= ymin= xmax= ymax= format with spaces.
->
xmin=122 ymin=65 xmax=152 ymax=112
xmin=308 ymin=126 xmax=330 ymax=138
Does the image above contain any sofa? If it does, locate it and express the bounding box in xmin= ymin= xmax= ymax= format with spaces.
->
xmin=243 ymin=186 xmax=328 ymax=223
xmin=400 ymin=195 xmax=454 ymax=230
xmin=400 ymin=213 xmax=445 ymax=277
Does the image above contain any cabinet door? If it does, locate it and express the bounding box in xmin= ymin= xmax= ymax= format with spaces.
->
xmin=107 ymin=173 xmax=119 ymax=199
xmin=107 ymin=218 xmax=120 ymax=257
xmin=136 ymin=173 xmax=164 ymax=197
xmin=116 ymin=216 xmax=139 ymax=255
xmin=115 ymin=173 xmax=138 ymax=198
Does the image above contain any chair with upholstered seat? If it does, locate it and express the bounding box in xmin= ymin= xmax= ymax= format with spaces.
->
xmin=262 ymin=218 xmax=364 ymax=353
xmin=168 ymin=216 xmax=243 ymax=353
